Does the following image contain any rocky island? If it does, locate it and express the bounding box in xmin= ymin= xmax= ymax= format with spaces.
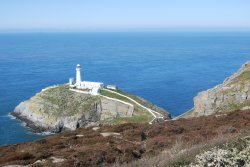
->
xmin=12 ymin=84 xmax=170 ymax=133
xmin=12 ymin=64 xmax=170 ymax=133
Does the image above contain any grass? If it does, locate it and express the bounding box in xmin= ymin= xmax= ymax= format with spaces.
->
xmin=103 ymin=88 xmax=170 ymax=118
xmin=174 ymin=108 xmax=194 ymax=119
xmin=108 ymin=89 xmax=157 ymax=109
xmin=224 ymin=100 xmax=250 ymax=112
xmin=38 ymin=85 xmax=100 ymax=117
xmin=225 ymin=70 xmax=250 ymax=92
xmin=110 ymin=114 xmax=151 ymax=124
xmin=231 ymin=71 xmax=250 ymax=84
xmin=100 ymin=89 xmax=133 ymax=104
xmin=35 ymin=86 xmax=162 ymax=124
xmin=32 ymin=86 xmax=154 ymax=123
xmin=100 ymin=89 xmax=154 ymax=123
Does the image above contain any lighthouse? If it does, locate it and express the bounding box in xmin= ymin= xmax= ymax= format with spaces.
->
xmin=69 ymin=64 xmax=104 ymax=95
xmin=76 ymin=64 xmax=81 ymax=86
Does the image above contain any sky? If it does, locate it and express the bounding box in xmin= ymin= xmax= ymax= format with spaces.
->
xmin=0 ymin=0 xmax=250 ymax=32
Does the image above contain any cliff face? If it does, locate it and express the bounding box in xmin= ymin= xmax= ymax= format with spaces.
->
xmin=12 ymin=85 xmax=134 ymax=132
xmin=192 ymin=61 xmax=250 ymax=117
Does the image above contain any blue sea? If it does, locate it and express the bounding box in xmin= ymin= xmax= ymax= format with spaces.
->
xmin=0 ymin=32 xmax=250 ymax=145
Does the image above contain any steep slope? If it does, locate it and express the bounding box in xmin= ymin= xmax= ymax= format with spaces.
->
xmin=188 ymin=61 xmax=250 ymax=117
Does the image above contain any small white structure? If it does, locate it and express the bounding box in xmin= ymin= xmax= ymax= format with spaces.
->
xmin=106 ymin=85 xmax=117 ymax=90
xmin=69 ymin=64 xmax=103 ymax=95
xmin=69 ymin=78 xmax=74 ymax=86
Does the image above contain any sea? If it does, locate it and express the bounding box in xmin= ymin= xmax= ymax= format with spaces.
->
xmin=0 ymin=32 xmax=250 ymax=145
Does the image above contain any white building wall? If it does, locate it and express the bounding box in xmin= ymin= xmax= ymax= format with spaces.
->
xmin=76 ymin=64 xmax=81 ymax=86
xmin=106 ymin=85 xmax=117 ymax=90
xmin=69 ymin=78 xmax=74 ymax=85
xmin=91 ymin=88 xmax=99 ymax=95
xmin=80 ymin=81 xmax=103 ymax=89
xmin=77 ymin=81 xmax=103 ymax=95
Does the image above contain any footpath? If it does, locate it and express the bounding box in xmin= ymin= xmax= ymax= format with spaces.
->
xmin=102 ymin=89 xmax=164 ymax=124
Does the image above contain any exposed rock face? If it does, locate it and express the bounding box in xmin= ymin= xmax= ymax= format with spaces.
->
xmin=12 ymin=85 xmax=134 ymax=133
xmin=192 ymin=61 xmax=250 ymax=116
xmin=100 ymin=97 xmax=134 ymax=120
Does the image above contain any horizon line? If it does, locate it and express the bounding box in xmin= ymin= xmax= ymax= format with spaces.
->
xmin=1 ymin=30 xmax=250 ymax=34
xmin=1 ymin=27 xmax=250 ymax=33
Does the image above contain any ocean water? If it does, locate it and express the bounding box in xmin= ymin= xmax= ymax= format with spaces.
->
xmin=0 ymin=32 xmax=250 ymax=145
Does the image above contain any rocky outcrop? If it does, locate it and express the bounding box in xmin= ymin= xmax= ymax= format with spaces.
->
xmin=12 ymin=85 xmax=134 ymax=133
xmin=100 ymin=97 xmax=134 ymax=120
xmin=192 ymin=61 xmax=250 ymax=117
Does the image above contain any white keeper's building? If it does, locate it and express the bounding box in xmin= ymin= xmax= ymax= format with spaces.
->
xmin=69 ymin=64 xmax=104 ymax=95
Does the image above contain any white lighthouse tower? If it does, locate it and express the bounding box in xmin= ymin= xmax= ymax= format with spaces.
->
xmin=69 ymin=64 xmax=103 ymax=95
xmin=76 ymin=64 xmax=82 ymax=86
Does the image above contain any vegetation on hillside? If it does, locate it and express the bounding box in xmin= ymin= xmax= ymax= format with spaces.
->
xmin=106 ymin=89 xmax=170 ymax=117
xmin=1 ymin=110 xmax=249 ymax=167
xmin=100 ymin=89 xmax=154 ymax=124
xmin=101 ymin=89 xmax=169 ymax=117
xmin=189 ymin=136 xmax=250 ymax=166
xmin=36 ymin=85 xmax=100 ymax=117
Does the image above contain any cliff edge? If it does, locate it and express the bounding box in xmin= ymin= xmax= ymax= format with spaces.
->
xmin=186 ymin=61 xmax=250 ymax=117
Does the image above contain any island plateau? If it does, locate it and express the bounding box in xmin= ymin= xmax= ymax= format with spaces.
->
xmin=12 ymin=64 xmax=170 ymax=133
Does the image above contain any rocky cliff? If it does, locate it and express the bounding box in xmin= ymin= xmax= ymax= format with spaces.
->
xmin=191 ymin=61 xmax=250 ymax=117
xmin=12 ymin=85 xmax=168 ymax=133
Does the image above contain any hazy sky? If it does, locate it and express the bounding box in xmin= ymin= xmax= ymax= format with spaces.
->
xmin=1 ymin=0 xmax=250 ymax=32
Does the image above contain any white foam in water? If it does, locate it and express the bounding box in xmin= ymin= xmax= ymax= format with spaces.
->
xmin=7 ymin=113 xmax=16 ymax=120
xmin=20 ymin=122 xmax=27 ymax=127
xmin=37 ymin=131 xmax=55 ymax=136
xmin=26 ymin=130 xmax=54 ymax=136
xmin=0 ymin=114 xmax=11 ymax=118
xmin=6 ymin=113 xmax=54 ymax=136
